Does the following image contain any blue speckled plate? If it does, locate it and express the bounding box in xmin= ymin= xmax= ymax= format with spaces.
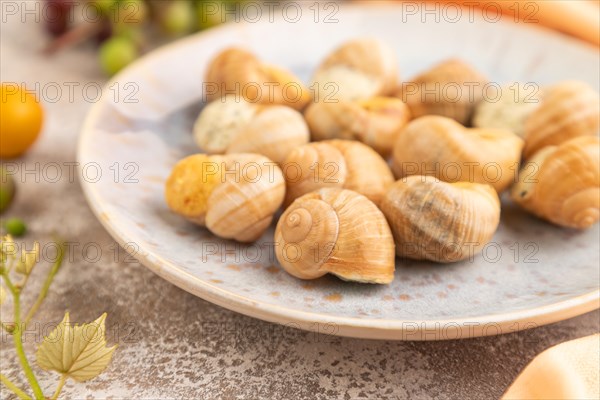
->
xmin=78 ymin=4 xmax=599 ymax=340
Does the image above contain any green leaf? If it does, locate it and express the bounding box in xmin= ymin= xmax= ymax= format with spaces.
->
xmin=36 ymin=313 xmax=117 ymax=382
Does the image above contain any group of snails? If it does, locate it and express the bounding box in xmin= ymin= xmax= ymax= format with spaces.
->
xmin=165 ymin=38 xmax=600 ymax=285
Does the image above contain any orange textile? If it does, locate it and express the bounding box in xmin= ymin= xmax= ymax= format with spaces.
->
xmin=396 ymin=0 xmax=600 ymax=45
xmin=503 ymin=334 xmax=600 ymax=400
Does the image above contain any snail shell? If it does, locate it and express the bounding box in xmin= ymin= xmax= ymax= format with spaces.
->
xmin=304 ymin=96 xmax=411 ymax=157
xmin=204 ymin=48 xmax=310 ymax=110
xmin=310 ymin=38 xmax=399 ymax=102
xmin=523 ymin=80 xmax=600 ymax=159
xmin=380 ymin=176 xmax=501 ymax=263
xmin=511 ymin=136 xmax=600 ymax=229
xmin=281 ymin=140 xmax=394 ymax=206
xmin=194 ymin=96 xmax=309 ymax=163
xmin=165 ymin=153 xmax=285 ymax=242
xmin=397 ymin=59 xmax=488 ymax=125
xmin=391 ymin=116 xmax=524 ymax=193
xmin=472 ymin=84 xmax=542 ymax=138
xmin=225 ymin=105 xmax=310 ymax=164
xmin=274 ymin=188 xmax=395 ymax=283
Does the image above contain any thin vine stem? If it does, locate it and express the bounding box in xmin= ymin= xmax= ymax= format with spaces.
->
xmin=23 ymin=240 xmax=65 ymax=328
xmin=0 ymin=373 xmax=32 ymax=400
xmin=51 ymin=375 xmax=67 ymax=400
xmin=2 ymin=272 xmax=45 ymax=400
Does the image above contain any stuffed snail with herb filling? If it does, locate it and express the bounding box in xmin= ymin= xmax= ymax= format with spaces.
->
xmin=194 ymin=95 xmax=309 ymax=164
xmin=472 ymin=83 xmax=542 ymax=138
xmin=310 ymin=38 xmax=399 ymax=102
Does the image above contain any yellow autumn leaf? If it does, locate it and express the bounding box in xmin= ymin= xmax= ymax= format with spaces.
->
xmin=15 ymin=242 xmax=40 ymax=275
xmin=36 ymin=312 xmax=117 ymax=382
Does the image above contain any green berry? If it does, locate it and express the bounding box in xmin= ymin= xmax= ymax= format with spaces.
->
xmin=0 ymin=166 xmax=16 ymax=213
xmin=161 ymin=0 xmax=194 ymax=36
xmin=4 ymin=217 xmax=26 ymax=237
xmin=113 ymin=0 xmax=148 ymax=33
xmin=93 ymin=0 xmax=117 ymax=16
xmin=99 ymin=36 xmax=138 ymax=76
xmin=197 ymin=0 xmax=234 ymax=30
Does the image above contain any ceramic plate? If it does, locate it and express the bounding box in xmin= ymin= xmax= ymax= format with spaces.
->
xmin=79 ymin=4 xmax=600 ymax=340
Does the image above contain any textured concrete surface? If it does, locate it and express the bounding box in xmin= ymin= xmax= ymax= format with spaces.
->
xmin=1 ymin=12 xmax=599 ymax=400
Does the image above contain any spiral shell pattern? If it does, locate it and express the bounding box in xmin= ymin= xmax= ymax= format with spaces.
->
xmin=165 ymin=153 xmax=285 ymax=242
xmin=226 ymin=105 xmax=310 ymax=164
xmin=275 ymin=188 xmax=395 ymax=283
xmin=512 ymin=136 xmax=600 ymax=229
xmin=282 ymin=140 xmax=394 ymax=206
xmin=380 ymin=176 xmax=501 ymax=262
xmin=523 ymin=80 xmax=600 ymax=159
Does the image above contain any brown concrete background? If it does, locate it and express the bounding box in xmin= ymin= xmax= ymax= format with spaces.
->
xmin=1 ymin=14 xmax=599 ymax=400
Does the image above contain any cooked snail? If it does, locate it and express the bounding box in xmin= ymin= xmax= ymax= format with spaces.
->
xmin=275 ymin=188 xmax=395 ymax=283
xmin=523 ymin=80 xmax=600 ymax=159
xmin=473 ymin=83 xmax=542 ymax=138
xmin=204 ymin=48 xmax=310 ymax=110
xmin=193 ymin=96 xmax=257 ymax=154
xmin=310 ymin=38 xmax=399 ymax=102
xmin=194 ymin=96 xmax=310 ymax=163
xmin=380 ymin=176 xmax=501 ymax=263
xmin=281 ymin=140 xmax=394 ymax=206
xmin=397 ymin=59 xmax=488 ymax=125
xmin=165 ymin=153 xmax=285 ymax=242
xmin=511 ymin=136 xmax=600 ymax=229
xmin=391 ymin=116 xmax=524 ymax=193
xmin=304 ymin=96 xmax=411 ymax=157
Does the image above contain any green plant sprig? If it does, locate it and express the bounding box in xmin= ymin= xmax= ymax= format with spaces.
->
xmin=0 ymin=235 xmax=116 ymax=399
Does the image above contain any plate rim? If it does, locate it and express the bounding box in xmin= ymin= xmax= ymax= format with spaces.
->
xmin=78 ymin=5 xmax=600 ymax=340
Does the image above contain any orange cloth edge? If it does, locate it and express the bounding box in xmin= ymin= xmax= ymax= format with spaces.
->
xmin=394 ymin=0 xmax=600 ymax=46
xmin=502 ymin=334 xmax=600 ymax=400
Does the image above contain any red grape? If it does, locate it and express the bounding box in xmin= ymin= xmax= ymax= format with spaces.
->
xmin=44 ymin=0 xmax=74 ymax=37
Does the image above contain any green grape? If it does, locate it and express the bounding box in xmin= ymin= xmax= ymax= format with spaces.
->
xmin=3 ymin=217 xmax=26 ymax=237
xmin=113 ymin=0 xmax=148 ymax=33
xmin=161 ymin=0 xmax=194 ymax=37
xmin=93 ymin=0 xmax=117 ymax=16
xmin=99 ymin=36 xmax=138 ymax=76
xmin=0 ymin=166 xmax=16 ymax=213
xmin=197 ymin=0 xmax=240 ymax=30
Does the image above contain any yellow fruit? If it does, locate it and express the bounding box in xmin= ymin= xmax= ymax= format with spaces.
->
xmin=0 ymin=84 xmax=44 ymax=158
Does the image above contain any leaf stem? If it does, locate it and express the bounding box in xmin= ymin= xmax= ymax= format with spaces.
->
xmin=1 ymin=272 xmax=45 ymax=400
xmin=51 ymin=375 xmax=67 ymax=400
xmin=23 ymin=240 xmax=65 ymax=328
xmin=0 ymin=373 xmax=32 ymax=400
